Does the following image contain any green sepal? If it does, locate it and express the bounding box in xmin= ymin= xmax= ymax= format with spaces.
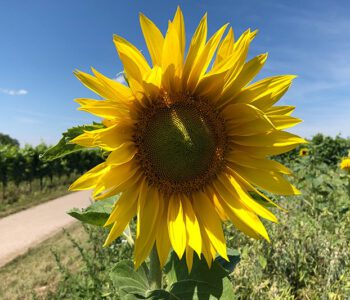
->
xmin=40 ymin=122 xmax=104 ymax=161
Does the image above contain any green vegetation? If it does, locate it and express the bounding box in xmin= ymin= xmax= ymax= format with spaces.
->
xmin=0 ymin=135 xmax=102 ymax=217
xmin=0 ymin=223 xmax=89 ymax=300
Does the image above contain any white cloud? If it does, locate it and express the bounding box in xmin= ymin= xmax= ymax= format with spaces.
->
xmin=113 ymin=72 xmax=126 ymax=85
xmin=0 ymin=88 xmax=28 ymax=96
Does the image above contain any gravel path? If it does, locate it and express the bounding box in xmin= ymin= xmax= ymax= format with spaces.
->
xmin=0 ymin=191 xmax=91 ymax=267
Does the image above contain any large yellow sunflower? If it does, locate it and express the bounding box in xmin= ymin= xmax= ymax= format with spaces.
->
xmin=69 ymin=7 xmax=305 ymax=270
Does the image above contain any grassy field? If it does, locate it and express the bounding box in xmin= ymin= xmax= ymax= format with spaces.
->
xmin=0 ymin=223 xmax=89 ymax=300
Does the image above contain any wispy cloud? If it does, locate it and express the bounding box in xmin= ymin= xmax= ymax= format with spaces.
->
xmin=113 ymin=72 xmax=126 ymax=85
xmin=0 ymin=88 xmax=28 ymax=96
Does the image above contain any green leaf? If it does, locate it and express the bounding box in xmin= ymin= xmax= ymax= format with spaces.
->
xmin=40 ymin=123 xmax=104 ymax=161
xmin=162 ymin=251 xmax=235 ymax=300
xmin=215 ymin=248 xmax=240 ymax=274
xmin=258 ymin=255 xmax=267 ymax=269
xmin=67 ymin=195 xmax=118 ymax=226
xmin=110 ymin=260 xmax=150 ymax=299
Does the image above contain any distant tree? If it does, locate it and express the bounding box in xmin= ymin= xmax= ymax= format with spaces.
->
xmin=0 ymin=133 xmax=19 ymax=147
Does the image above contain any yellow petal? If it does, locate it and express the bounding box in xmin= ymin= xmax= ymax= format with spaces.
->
xmin=207 ymin=187 xmax=229 ymax=221
xmin=213 ymin=178 xmax=270 ymax=241
xmin=232 ymin=131 xmax=306 ymax=148
xmin=70 ymin=122 xmax=133 ymax=151
xmin=232 ymin=163 xmax=300 ymax=195
xmin=185 ymin=246 xmax=194 ymax=273
xmin=194 ymin=72 xmax=226 ymax=103
xmin=227 ymin=115 xmax=275 ymax=136
xmin=219 ymin=53 xmax=268 ymax=106
xmin=222 ymin=103 xmax=266 ymax=125
xmin=103 ymin=186 xmax=139 ymax=245
xmin=134 ymin=184 xmax=161 ymax=268
xmin=266 ymin=105 xmax=295 ymax=116
xmin=143 ymin=66 xmax=162 ymax=98
xmin=268 ymin=115 xmax=302 ymax=130
xmin=182 ymin=196 xmax=202 ymax=256
xmin=192 ymin=191 xmax=228 ymax=261
xmin=69 ymin=163 xmax=109 ymax=191
xmin=172 ymin=6 xmax=186 ymax=60
xmin=162 ymin=20 xmax=183 ymax=93
xmin=213 ymin=27 xmax=234 ymax=67
xmin=139 ymin=13 xmax=164 ymax=66
xmin=200 ymin=229 xmax=215 ymax=268
xmin=226 ymin=150 xmax=292 ymax=175
xmin=74 ymin=70 xmax=113 ymax=100
xmin=91 ymin=68 xmax=134 ymax=103
xmin=182 ymin=13 xmax=207 ymax=88
xmin=93 ymin=162 xmax=138 ymax=197
xmin=227 ymin=170 xmax=285 ymax=211
xmin=106 ymin=142 xmax=137 ymax=166
xmin=113 ymin=35 xmax=151 ymax=98
xmin=233 ymin=75 xmax=296 ymax=110
xmin=226 ymin=175 xmax=278 ymax=223
xmin=233 ymin=143 xmax=302 ymax=156
xmin=94 ymin=172 xmax=141 ymax=201
xmin=187 ymin=23 xmax=228 ymax=91
xmin=168 ymin=195 xmax=187 ymax=259
xmin=75 ymin=98 xmax=128 ymax=119
xmin=217 ymin=29 xmax=254 ymax=99
xmin=156 ymin=210 xmax=172 ymax=268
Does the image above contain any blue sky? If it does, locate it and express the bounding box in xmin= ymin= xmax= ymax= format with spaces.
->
xmin=0 ymin=0 xmax=349 ymax=146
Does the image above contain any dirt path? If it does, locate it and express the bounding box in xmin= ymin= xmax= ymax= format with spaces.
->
xmin=0 ymin=190 xmax=91 ymax=267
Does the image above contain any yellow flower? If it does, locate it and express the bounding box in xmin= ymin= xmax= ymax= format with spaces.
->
xmin=69 ymin=7 xmax=305 ymax=270
xmin=299 ymin=148 xmax=309 ymax=156
xmin=340 ymin=158 xmax=350 ymax=171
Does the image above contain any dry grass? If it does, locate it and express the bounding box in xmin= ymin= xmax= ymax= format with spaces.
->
xmin=0 ymin=222 xmax=88 ymax=300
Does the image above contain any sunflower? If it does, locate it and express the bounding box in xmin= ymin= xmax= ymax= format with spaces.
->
xmin=299 ymin=148 xmax=309 ymax=156
xmin=69 ymin=7 xmax=305 ymax=270
xmin=340 ymin=158 xmax=350 ymax=171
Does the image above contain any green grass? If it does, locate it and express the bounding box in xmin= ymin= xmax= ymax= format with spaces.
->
xmin=0 ymin=223 xmax=89 ymax=300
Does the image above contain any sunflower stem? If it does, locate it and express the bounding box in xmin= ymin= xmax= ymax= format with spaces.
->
xmin=149 ymin=245 xmax=162 ymax=290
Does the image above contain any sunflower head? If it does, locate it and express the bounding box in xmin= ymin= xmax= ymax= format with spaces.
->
xmin=299 ymin=148 xmax=309 ymax=156
xmin=69 ymin=7 xmax=305 ymax=270
xmin=340 ymin=157 xmax=350 ymax=171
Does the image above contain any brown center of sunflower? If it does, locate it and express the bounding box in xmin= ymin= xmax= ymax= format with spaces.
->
xmin=134 ymin=94 xmax=227 ymax=195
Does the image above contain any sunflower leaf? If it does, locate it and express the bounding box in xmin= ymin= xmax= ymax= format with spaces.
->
xmin=109 ymin=260 xmax=150 ymax=299
xmin=215 ymin=248 xmax=241 ymax=274
xmin=161 ymin=250 xmax=236 ymax=299
xmin=40 ymin=122 xmax=105 ymax=161
xmin=67 ymin=195 xmax=118 ymax=226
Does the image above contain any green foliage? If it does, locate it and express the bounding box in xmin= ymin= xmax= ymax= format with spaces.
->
xmin=275 ymin=133 xmax=350 ymax=167
xmin=68 ymin=196 xmax=119 ymax=226
xmin=109 ymin=250 xmax=238 ymax=300
xmin=47 ymin=225 xmax=132 ymax=300
xmin=0 ymin=133 xmax=19 ymax=147
xmin=0 ymin=133 xmax=103 ymax=204
xmin=227 ymin=156 xmax=350 ymax=299
xmin=41 ymin=123 xmax=104 ymax=161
